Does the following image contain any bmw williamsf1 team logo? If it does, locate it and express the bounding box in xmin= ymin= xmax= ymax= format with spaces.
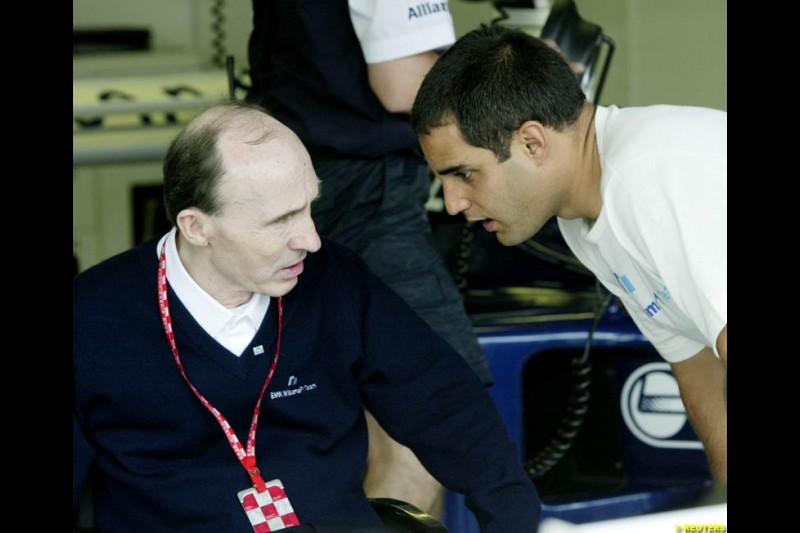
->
xmin=620 ymin=362 xmax=703 ymax=449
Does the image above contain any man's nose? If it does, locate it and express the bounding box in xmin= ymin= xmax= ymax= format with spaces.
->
xmin=290 ymin=215 xmax=322 ymax=253
xmin=441 ymin=179 xmax=470 ymax=216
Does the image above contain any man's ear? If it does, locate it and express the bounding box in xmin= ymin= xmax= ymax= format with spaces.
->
xmin=517 ymin=120 xmax=548 ymax=161
xmin=176 ymin=207 xmax=212 ymax=247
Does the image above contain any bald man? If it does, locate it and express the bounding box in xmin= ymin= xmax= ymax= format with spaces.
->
xmin=73 ymin=101 xmax=541 ymax=533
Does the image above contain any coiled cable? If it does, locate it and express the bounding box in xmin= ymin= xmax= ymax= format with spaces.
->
xmin=210 ymin=0 xmax=226 ymax=69
xmin=453 ymin=221 xmax=476 ymax=293
xmin=524 ymin=282 xmax=613 ymax=479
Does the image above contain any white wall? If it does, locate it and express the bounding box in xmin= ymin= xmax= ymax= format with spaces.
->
xmin=72 ymin=0 xmax=727 ymax=108
xmin=73 ymin=0 xmax=202 ymax=52
xmin=448 ymin=0 xmax=727 ymax=111
xmin=576 ymin=0 xmax=727 ymax=110
xmin=73 ymin=0 xmax=253 ymax=71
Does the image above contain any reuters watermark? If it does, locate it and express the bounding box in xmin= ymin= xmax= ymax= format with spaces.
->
xmin=675 ymin=525 xmax=727 ymax=532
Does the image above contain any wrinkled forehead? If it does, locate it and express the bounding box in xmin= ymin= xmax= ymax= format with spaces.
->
xmin=419 ymin=123 xmax=471 ymax=161
xmin=217 ymin=128 xmax=318 ymax=204
xmin=219 ymin=124 xmax=296 ymax=163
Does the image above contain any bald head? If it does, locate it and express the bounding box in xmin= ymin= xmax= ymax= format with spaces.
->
xmin=187 ymin=101 xmax=292 ymax=146
xmin=163 ymin=101 xmax=308 ymax=227
xmin=162 ymin=101 xmax=322 ymax=303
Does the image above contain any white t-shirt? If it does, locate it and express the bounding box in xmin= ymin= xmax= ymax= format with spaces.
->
xmin=349 ymin=0 xmax=456 ymax=63
xmin=558 ymin=105 xmax=727 ymax=363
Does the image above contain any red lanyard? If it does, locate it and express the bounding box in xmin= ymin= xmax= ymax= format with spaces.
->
xmin=157 ymin=241 xmax=282 ymax=493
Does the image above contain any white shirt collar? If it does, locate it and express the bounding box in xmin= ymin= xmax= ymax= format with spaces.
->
xmin=156 ymin=228 xmax=270 ymax=356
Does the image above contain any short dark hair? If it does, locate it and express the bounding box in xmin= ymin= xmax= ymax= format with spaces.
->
xmin=162 ymin=100 xmax=273 ymax=226
xmin=412 ymin=24 xmax=586 ymax=162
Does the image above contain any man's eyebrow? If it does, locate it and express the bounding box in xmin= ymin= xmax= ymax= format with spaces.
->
xmin=269 ymin=182 xmax=321 ymax=223
xmin=268 ymin=204 xmax=305 ymax=223
xmin=270 ymin=204 xmax=303 ymax=223
xmin=436 ymin=164 xmax=468 ymax=176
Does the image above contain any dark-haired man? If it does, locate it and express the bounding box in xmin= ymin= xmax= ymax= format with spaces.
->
xmin=412 ymin=24 xmax=727 ymax=482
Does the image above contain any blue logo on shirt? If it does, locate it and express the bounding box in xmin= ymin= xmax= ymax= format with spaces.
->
xmin=643 ymin=286 xmax=672 ymax=317
xmin=614 ymin=273 xmax=636 ymax=294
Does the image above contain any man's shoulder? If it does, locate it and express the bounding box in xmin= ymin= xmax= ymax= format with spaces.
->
xmin=604 ymin=104 xmax=725 ymax=147
xmin=73 ymin=238 xmax=159 ymax=298
xmin=605 ymin=104 xmax=725 ymax=121
xmin=600 ymin=104 xmax=725 ymax=185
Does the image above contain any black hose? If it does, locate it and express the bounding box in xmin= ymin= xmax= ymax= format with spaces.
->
xmin=210 ymin=0 xmax=226 ymax=69
xmin=524 ymin=284 xmax=613 ymax=479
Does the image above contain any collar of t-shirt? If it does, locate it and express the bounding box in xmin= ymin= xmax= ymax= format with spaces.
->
xmin=156 ymin=228 xmax=270 ymax=356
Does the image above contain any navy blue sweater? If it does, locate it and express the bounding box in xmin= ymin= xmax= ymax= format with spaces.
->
xmin=73 ymin=236 xmax=540 ymax=532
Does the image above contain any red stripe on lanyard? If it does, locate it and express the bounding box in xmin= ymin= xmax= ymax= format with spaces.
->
xmin=157 ymin=241 xmax=282 ymax=493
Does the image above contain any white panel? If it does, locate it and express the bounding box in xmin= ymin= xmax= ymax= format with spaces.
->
xmin=73 ymin=0 xmax=198 ymax=51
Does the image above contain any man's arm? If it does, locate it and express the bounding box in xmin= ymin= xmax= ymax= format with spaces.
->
xmin=670 ymin=338 xmax=727 ymax=482
xmin=367 ymin=51 xmax=439 ymax=114
xmin=717 ymin=324 xmax=727 ymax=407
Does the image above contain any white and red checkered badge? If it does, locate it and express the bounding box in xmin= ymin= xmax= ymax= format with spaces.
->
xmin=238 ymin=479 xmax=300 ymax=532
